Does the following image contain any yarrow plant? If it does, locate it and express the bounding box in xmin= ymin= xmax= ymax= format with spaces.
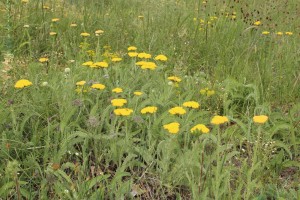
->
xmin=190 ymin=124 xmax=210 ymax=133
xmin=141 ymin=106 xmax=158 ymax=114
xmin=211 ymin=115 xmax=229 ymax=125
xmin=183 ymin=101 xmax=200 ymax=109
xmin=14 ymin=79 xmax=32 ymax=88
xmin=253 ymin=115 xmax=268 ymax=124
xmin=112 ymin=88 xmax=123 ymax=93
xmin=91 ymin=83 xmax=106 ymax=90
xmin=111 ymin=99 xmax=127 ymax=107
xmin=168 ymin=76 xmax=181 ymax=83
xmin=163 ymin=122 xmax=180 ymax=134
xmin=2 ymin=1 xmax=299 ymax=199
xmin=169 ymin=106 xmax=186 ymax=115
xmin=114 ymin=108 xmax=133 ymax=116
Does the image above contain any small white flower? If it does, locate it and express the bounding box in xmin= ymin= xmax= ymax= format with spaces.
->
xmin=64 ymin=68 xmax=71 ymax=73
xmin=168 ymin=81 xmax=173 ymax=86
xmin=75 ymin=152 xmax=80 ymax=156
xmin=64 ymin=189 xmax=69 ymax=194
xmin=23 ymin=24 xmax=30 ymax=28
xmin=103 ymin=74 xmax=109 ymax=79
xmin=41 ymin=82 xmax=48 ymax=86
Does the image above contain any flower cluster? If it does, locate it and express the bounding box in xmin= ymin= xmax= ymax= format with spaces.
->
xmin=14 ymin=79 xmax=33 ymax=89
xmin=141 ymin=106 xmax=158 ymax=114
xmin=200 ymin=88 xmax=215 ymax=97
xmin=114 ymin=108 xmax=133 ymax=116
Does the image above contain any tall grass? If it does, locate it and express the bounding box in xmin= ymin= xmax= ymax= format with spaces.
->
xmin=0 ymin=0 xmax=299 ymax=199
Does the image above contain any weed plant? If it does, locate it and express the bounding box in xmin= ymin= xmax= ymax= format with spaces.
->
xmin=0 ymin=0 xmax=299 ymax=199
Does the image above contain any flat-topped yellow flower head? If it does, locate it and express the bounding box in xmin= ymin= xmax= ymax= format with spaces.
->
xmin=169 ymin=107 xmax=186 ymax=115
xmin=134 ymin=91 xmax=143 ymax=96
xmin=154 ymin=54 xmax=168 ymax=61
xmin=91 ymin=83 xmax=105 ymax=90
xmin=39 ymin=57 xmax=49 ymax=63
xmin=76 ymin=81 xmax=86 ymax=86
xmin=112 ymin=87 xmax=123 ymax=93
xmin=183 ymin=101 xmax=200 ymax=109
xmin=253 ymin=115 xmax=268 ymax=124
xmin=141 ymin=106 xmax=158 ymax=114
xmin=114 ymin=108 xmax=133 ymax=116
xmin=168 ymin=76 xmax=181 ymax=83
xmin=190 ymin=124 xmax=210 ymax=133
xmin=211 ymin=115 xmax=229 ymax=125
xmin=163 ymin=122 xmax=180 ymax=134
xmin=80 ymin=32 xmax=90 ymax=37
xmin=14 ymin=79 xmax=33 ymax=88
xmin=128 ymin=46 xmax=137 ymax=51
xmin=111 ymin=99 xmax=127 ymax=107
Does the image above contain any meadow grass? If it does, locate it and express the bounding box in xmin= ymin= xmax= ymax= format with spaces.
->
xmin=0 ymin=0 xmax=299 ymax=199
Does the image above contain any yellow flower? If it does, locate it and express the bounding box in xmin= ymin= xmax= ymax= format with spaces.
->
xmin=154 ymin=54 xmax=168 ymax=61
xmin=141 ymin=62 xmax=157 ymax=70
xmin=200 ymin=88 xmax=215 ymax=96
xmin=169 ymin=107 xmax=186 ymax=115
xmin=76 ymin=81 xmax=86 ymax=86
xmin=262 ymin=31 xmax=270 ymax=35
xmin=141 ymin=106 xmax=158 ymax=114
xmin=200 ymin=89 xmax=206 ymax=95
xmin=253 ymin=115 xmax=268 ymax=124
xmin=95 ymin=30 xmax=104 ymax=36
xmin=112 ymin=87 xmax=123 ymax=93
xmin=136 ymin=61 xmax=147 ymax=66
xmin=134 ymin=91 xmax=143 ymax=96
xmin=285 ymin=32 xmax=293 ymax=36
xmin=80 ymin=32 xmax=90 ymax=37
xmin=111 ymin=57 xmax=122 ymax=62
xmin=91 ymin=83 xmax=105 ymax=90
xmin=70 ymin=23 xmax=77 ymax=27
xmin=190 ymin=124 xmax=210 ymax=133
xmin=128 ymin=52 xmax=138 ymax=57
xmin=253 ymin=21 xmax=261 ymax=26
xmin=114 ymin=108 xmax=133 ymax=116
xmin=49 ymin=32 xmax=57 ymax=36
xmin=183 ymin=101 xmax=200 ymax=109
xmin=39 ymin=57 xmax=49 ymax=63
xmin=75 ymin=86 xmax=91 ymax=94
xmin=168 ymin=76 xmax=181 ymax=83
xmin=43 ymin=5 xmax=50 ymax=9
xmin=207 ymin=90 xmax=215 ymax=96
xmin=21 ymin=0 xmax=29 ymax=3
xmin=94 ymin=61 xmax=108 ymax=68
xmin=211 ymin=115 xmax=229 ymax=125
xmin=111 ymin=99 xmax=127 ymax=107
xmin=82 ymin=61 xmax=94 ymax=66
xmin=128 ymin=46 xmax=137 ymax=51
xmin=163 ymin=122 xmax=180 ymax=134
xmin=51 ymin=18 xmax=60 ymax=22
xmin=138 ymin=52 xmax=151 ymax=59
xmin=276 ymin=32 xmax=283 ymax=36
xmin=86 ymin=50 xmax=95 ymax=57
xmin=14 ymin=79 xmax=32 ymax=88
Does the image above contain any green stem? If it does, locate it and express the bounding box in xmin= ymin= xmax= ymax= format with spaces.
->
xmin=252 ymin=126 xmax=262 ymax=165
xmin=5 ymin=0 xmax=13 ymax=53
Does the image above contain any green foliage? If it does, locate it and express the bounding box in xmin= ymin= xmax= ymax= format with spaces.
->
xmin=0 ymin=0 xmax=299 ymax=199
